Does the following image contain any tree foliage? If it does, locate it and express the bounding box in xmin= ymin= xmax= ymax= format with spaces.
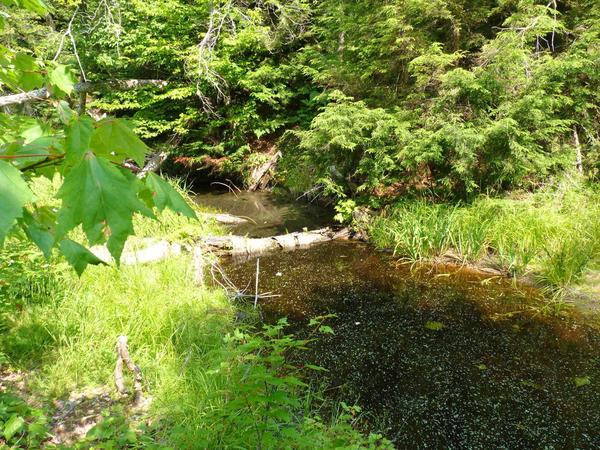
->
xmin=2 ymin=0 xmax=600 ymax=250
xmin=0 ymin=0 xmax=196 ymax=273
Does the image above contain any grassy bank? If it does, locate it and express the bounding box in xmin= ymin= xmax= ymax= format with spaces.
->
xmin=369 ymin=179 xmax=600 ymax=294
xmin=0 ymin=182 xmax=389 ymax=448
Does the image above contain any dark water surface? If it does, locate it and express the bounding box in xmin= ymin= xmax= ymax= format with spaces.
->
xmin=196 ymin=191 xmax=600 ymax=449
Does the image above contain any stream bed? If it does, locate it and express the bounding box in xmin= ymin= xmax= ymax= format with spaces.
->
xmin=195 ymin=190 xmax=600 ymax=449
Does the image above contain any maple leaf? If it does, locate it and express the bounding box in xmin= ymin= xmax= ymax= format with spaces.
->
xmin=56 ymin=153 xmax=153 ymax=263
xmin=0 ymin=160 xmax=35 ymax=244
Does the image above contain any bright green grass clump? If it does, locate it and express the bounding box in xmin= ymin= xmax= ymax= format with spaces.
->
xmin=369 ymin=178 xmax=600 ymax=291
xmin=1 ymin=255 xmax=390 ymax=448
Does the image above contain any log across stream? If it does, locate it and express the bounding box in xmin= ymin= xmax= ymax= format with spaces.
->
xmin=195 ymin=190 xmax=600 ymax=449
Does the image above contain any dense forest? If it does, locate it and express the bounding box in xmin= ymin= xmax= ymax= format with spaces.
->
xmin=2 ymin=0 xmax=600 ymax=448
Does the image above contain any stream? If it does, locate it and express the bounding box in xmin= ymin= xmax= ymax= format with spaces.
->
xmin=195 ymin=190 xmax=600 ymax=449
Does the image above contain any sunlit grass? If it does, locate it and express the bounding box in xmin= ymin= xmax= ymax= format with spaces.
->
xmin=370 ymin=179 xmax=600 ymax=292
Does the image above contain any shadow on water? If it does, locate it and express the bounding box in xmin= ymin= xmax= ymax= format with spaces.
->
xmin=202 ymin=191 xmax=600 ymax=448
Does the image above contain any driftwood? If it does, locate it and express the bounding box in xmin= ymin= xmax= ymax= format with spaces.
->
xmin=0 ymin=79 xmax=168 ymax=108
xmin=90 ymin=240 xmax=182 ymax=265
xmin=248 ymin=151 xmax=281 ymax=191
xmin=114 ymin=336 xmax=143 ymax=405
xmin=202 ymin=227 xmax=351 ymax=256
xmin=193 ymin=246 xmax=205 ymax=286
xmin=204 ymin=213 xmax=249 ymax=224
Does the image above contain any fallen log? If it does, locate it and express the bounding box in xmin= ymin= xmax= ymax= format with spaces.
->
xmin=0 ymin=79 xmax=168 ymax=108
xmin=202 ymin=227 xmax=351 ymax=255
xmin=90 ymin=227 xmax=351 ymax=267
xmin=90 ymin=240 xmax=182 ymax=265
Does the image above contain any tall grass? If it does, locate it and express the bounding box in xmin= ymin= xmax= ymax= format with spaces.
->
xmin=1 ymin=178 xmax=388 ymax=448
xmin=369 ymin=180 xmax=600 ymax=291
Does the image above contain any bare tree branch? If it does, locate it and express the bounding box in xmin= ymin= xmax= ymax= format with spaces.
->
xmin=0 ymin=79 xmax=168 ymax=108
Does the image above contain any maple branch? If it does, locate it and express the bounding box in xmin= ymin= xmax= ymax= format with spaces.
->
xmin=19 ymin=154 xmax=65 ymax=172
xmin=0 ymin=154 xmax=55 ymax=159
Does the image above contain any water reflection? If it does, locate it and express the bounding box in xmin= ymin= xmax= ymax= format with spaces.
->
xmin=194 ymin=189 xmax=331 ymax=238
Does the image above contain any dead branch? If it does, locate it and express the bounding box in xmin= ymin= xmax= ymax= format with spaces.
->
xmin=54 ymin=6 xmax=87 ymax=81
xmin=203 ymin=212 xmax=251 ymax=224
xmin=247 ymin=151 xmax=282 ymax=191
xmin=0 ymin=79 xmax=168 ymax=108
xmin=114 ymin=336 xmax=143 ymax=405
xmin=137 ymin=151 xmax=169 ymax=178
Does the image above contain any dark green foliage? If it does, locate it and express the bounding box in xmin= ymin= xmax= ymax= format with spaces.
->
xmin=290 ymin=0 xmax=600 ymax=200
xmin=25 ymin=0 xmax=597 ymax=200
xmin=0 ymin=392 xmax=49 ymax=448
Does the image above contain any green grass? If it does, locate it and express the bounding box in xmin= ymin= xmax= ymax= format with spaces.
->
xmin=369 ymin=178 xmax=600 ymax=292
xmin=0 ymin=179 xmax=389 ymax=448
xmin=1 ymin=258 xmax=389 ymax=448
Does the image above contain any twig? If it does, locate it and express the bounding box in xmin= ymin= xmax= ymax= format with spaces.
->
xmin=254 ymin=257 xmax=260 ymax=309
xmin=114 ymin=335 xmax=143 ymax=405
xmin=225 ymin=179 xmax=242 ymax=193
xmin=211 ymin=181 xmax=239 ymax=197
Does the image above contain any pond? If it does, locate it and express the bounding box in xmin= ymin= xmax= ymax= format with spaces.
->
xmin=194 ymin=190 xmax=600 ymax=449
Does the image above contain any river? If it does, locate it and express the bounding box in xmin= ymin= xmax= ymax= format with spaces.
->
xmin=195 ymin=189 xmax=600 ymax=449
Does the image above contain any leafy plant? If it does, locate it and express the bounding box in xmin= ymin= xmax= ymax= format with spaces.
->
xmin=0 ymin=1 xmax=196 ymax=274
xmin=0 ymin=392 xmax=49 ymax=448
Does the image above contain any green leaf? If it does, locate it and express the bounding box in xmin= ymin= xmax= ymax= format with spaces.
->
xmin=20 ymin=209 xmax=54 ymax=258
xmin=59 ymin=239 xmax=106 ymax=276
xmin=14 ymin=53 xmax=43 ymax=90
xmin=64 ymin=117 xmax=93 ymax=170
xmin=574 ymin=376 xmax=591 ymax=388
xmin=48 ymin=64 xmax=74 ymax=95
xmin=2 ymin=414 xmax=25 ymax=441
xmin=144 ymin=173 xmax=196 ymax=218
xmin=305 ymin=364 xmax=328 ymax=372
xmin=90 ymin=118 xmax=148 ymax=166
xmin=56 ymin=154 xmax=153 ymax=263
xmin=318 ymin=325 xmax=335 ymax=335
xmin=21 ymin=0 xmax=47 ymax=15
xmin=0 ymin=160 xmax=35 ymax=244
xmin=9 ymin=136 xmax=61 ymax=169
xmin=56 ymin=100 xmax=74 ymax=124
xmin=425 ymin=321 xmax=444 ymax=331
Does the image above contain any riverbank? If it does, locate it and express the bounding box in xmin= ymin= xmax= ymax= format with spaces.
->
xmin=0 ymin=182 xmax=389 ymax=448
xmin=367 ymin=178 xmax=600 ymax=301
